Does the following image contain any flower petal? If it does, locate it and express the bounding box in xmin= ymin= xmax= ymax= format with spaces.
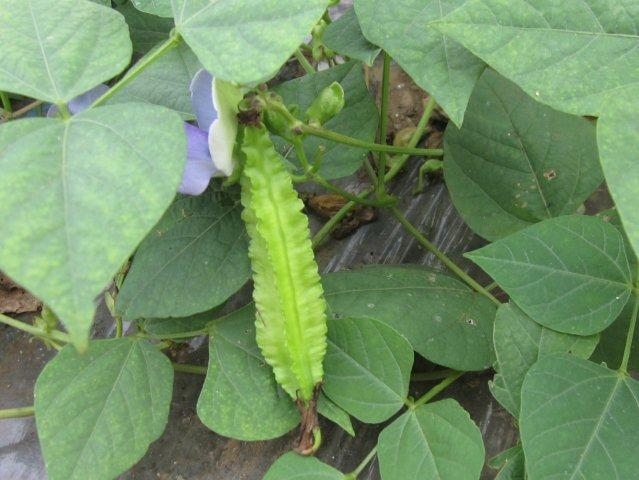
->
xmin=180 ymin=123 xmax=217 ymax=195
xmin=190 ymin=69 xmax=217 ymax=130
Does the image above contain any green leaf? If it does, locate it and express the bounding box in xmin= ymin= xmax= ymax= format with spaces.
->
xmin=598 ymin=99 xmax=639 ymax=262
xmin=317 ymin=392 xmax=355 ymax=437
xmin=0 ymin=104 xmax=185 ymax=347
xmin=173 ymin=0 xmax=328 ymax=84
xmin=490 ymin=303 xmax=599 ymax=417
xmin=263 ymin=452 xmax=344 ymax=480
xmin=432 ymin=0 xmax=639 ymax=117
xmin=274 ymin=61 xmax=378 ymax=179
xmin=444 ymin=69 xmax=602 ymax=241
xmin=323 ymin=8 xmax=381 ymax=66
xmin=323 ymin=265 xmax=497 ymax=371
xmin=0 ymin=0 xmax=131 ymax=103
xmin=356 ymin=0 xmax=485 ymax=126
xmin=520 ymin=354 xmax=639 ymax=479
xmin=493 ymin=445 xmax=525 ymax=480
xmin=115 ymin=190 xmax=250 ymax=320
xmin=139 ymin=307 xmax=220 ymax=337
xmin=467 ymin=215 xmax=632 ymax=335
xmin=132 ymin=0 xmax=173 ymax=18
xmin=377 ymin=399 xmax=485 ymax=480
xmin=109 ymin=42 xmax=201 ymax=119
xmin=35 ymin=339 xmax=173 ymax=480
xmin=196 ymin=305 xmax=299 ymax=440
xmin=590 ymin=299 xmax=639 ymax=372
xmin=322 ymin=317 xmax=413 ymax=423
xmin=115 ymin=2 xmax=175 ymax=55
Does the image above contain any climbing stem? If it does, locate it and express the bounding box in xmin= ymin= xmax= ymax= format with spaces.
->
xmin=0 ymin=406 xmax=35 ymax=419
xmin=295 ymin=49 xmax=315 ymax=74
xmin=346 ymin=445 xmax=378 ymax=479
xmin=172 ymin=363 xmax=208 ymax=375
xmin=390 ymin=206 xmax=501 ymax=306
xmin=620 ymin=294 xmax=639 ymax=374
xmin=376 ymin=52 xmax=392 ymax=195
xmin=91 ymin=33 xmax=181 ymax=108
xmin=0 ymin=313 xmax=72 ymax=344
xmin=411 ymin=370 xmax=464 ymax=409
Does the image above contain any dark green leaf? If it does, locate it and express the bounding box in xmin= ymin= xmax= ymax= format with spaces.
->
xmin=173 ymin=0 xmax=328 ymax=84
xmin=467 ymin=215 xmax=632 ymax=335
xmin=433 ymin=0 xmax=639 ymax=117
xmin=323 ymin=265 xmax=497 ymax=371
xmin=115 ymin=3 xmax=174 ymax=54
xmin=323 ymin=317 xmax=413 ymax=423
xmin=323 ymin=8 xmax=381 ymax=66
xmin=490 ymin=303 xmax=598 ymax=417
xmin=377 ymin=400 xmax=485 ymax=480
xmin=196 ymin=305 xmax=299 ymax=440
xmin=590 ymin=300 xmax=639 ymax=372
xmin=444 ymin=69 xmax=601 ymax=241
xmin=520 ymin=354 xmax=639 ymax=479
xmin=0 ymin=0 xmax=131 ymax=103
xmin=317 ymin=392 xmax=355 ymax=437
xmin=116 ymin=190 xmax=250 ymax=320
xmin=140 ymin=307 xmax=220 ymax=337
xmin=35 ymin=339 xmax=173 ymax=480
xmin=356 ymin=0 xmax=485 ymax=126
xmin=493 ymin=445 xmax=525 ymax=480
xmin=274 ymin=61 xmax=378 ymax=179
xmin=263 ymin=452 xmax=344 ymax=480
xmin=0 ymin=104 xmax=185 ymax=347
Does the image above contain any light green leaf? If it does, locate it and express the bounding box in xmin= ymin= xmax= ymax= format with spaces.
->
xmin=490 ymin=303 xmax=599 ymax=417
xmin=444 ymin=69 xmax=601 ymax=241
xmin=467 ymin=215 xmax=632 ymax=335
xmin=263 ymin=452 xmax=344 ymax=480
xmin=323 ymin=265 xmax=497 ymax=371
xmin=0 ymin=0 xmax=131 ymax=103
xmin=196 ymin=305 xmax=299 ymax=440
xmin=132 ymin=0 xmax=174 ymax=18
xmin=274 ymin=61 xmax=378 ymax=179
xmin=377 ymin=399 xmax=485 ymax=480
xmin=322 ymin=317 xmax=413 ymax=423
xmin=356 ymin=0 xmax=485 ymax=126
xmin=323 ymin=8 xmax=381 ymax=66
xmin=432 ymin=0 xmax=639 ymax=117
xmin=173 ymin=0 xmax=328 ymax=84
xmin=0 ymin=104 xmax=185 ymax=347
xmin=35 ymin=339 xmax=173 ymax=480
xmin=115 ymin=2 xmax=175 ymax=55
xmin=109 ymin=42 xmax=201 ymax=118
xmin=520 ymin=354 xmax=639 ymax=479
xmin=317 ymin=392 xmax=355 ymax=437
xmin=115 ymin=189 xmax=250 ymax=320
xmin=598 ymin=98 xmax=639 ymax=263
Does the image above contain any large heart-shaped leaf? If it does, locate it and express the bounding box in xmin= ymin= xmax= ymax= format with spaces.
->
xmin=444 ymin=69 xmax=601 ymax=241
xmin=35 ymin=339 xmax=173 ymax=480
xmin=356 ymin=0 xmax=485 ymax=126
xmin=274 ymin=61 xmax=378 ymax=179
xmin=0 ymin=0 xmax=131 ymax=103
xmin=323 ymin=265 xmax=497 ymax=371
xmin=263 ymin=452 xmax=344 ymax=480
xmin=173 ymin=0 xmax=328 ymax=84
xmin=322 ymin=317 xmax=413 ymax=423
xmin=115 ymin=190 xmax=250 ymax=320
xmin=432 ymin=0 xmax=639 ymax=117
xmin=377 ymin=400 xmax=485 ymax=480
xmin=115 ymin=3 xmax=175 ymax=55
xmin=520 ymin=355 xmax=639 ymax=479
xmin=490 ymin=303 xmax=598 ymax=417
xmin=197 ymin=305 xmax=299 ymax=440
xmin=132 ymin=0 xmax=173 ymax=18
xmin=467 ymin=215 xmax=632 ymax=335
xmin=0 ymin=104 xmax=185 ymax=347
xmin=323 ymin=7 xmax=381 ymax=66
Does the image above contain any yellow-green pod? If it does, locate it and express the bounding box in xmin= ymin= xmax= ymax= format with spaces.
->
xmin=239 ymin=125 xmax=327 ymax=408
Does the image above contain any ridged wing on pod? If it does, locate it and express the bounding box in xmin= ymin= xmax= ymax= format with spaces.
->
xmin=240 ymin=125 xmax=327 ymax=405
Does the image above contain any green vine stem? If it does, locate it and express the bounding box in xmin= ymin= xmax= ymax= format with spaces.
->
xmin=346 ymin=445 xmax=378 ymax=479
xmin=0 ymin=406 xmax=35 ymax=419
xmin=0 ymin=100 xmax=43 ymax=122
xmin=411 ymin=368 xmax=459 ymax=382
xmin=376 ymin=52 xmax=392 ymax=195
xmin=0 ymin=91 xmax=12 ymax=114
xmin=619 ymin=293 xmax=639 ymax=374
xmin=411 ymin=370 xmax=464 ymax=410
xmin=390 ymin=206 xmax=501 ymax=306
xmin=311 ymin=97 xmax=437 ymax=247
xmin=172 ymin=363 xmax=208 ymax=375
xmin=91 ymin=33 xmax=181 ymax=108
xmin=295 ymin=49 xmax=315 ymax=74
xmin=0 ymin=313 xmax=72 ymax=344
